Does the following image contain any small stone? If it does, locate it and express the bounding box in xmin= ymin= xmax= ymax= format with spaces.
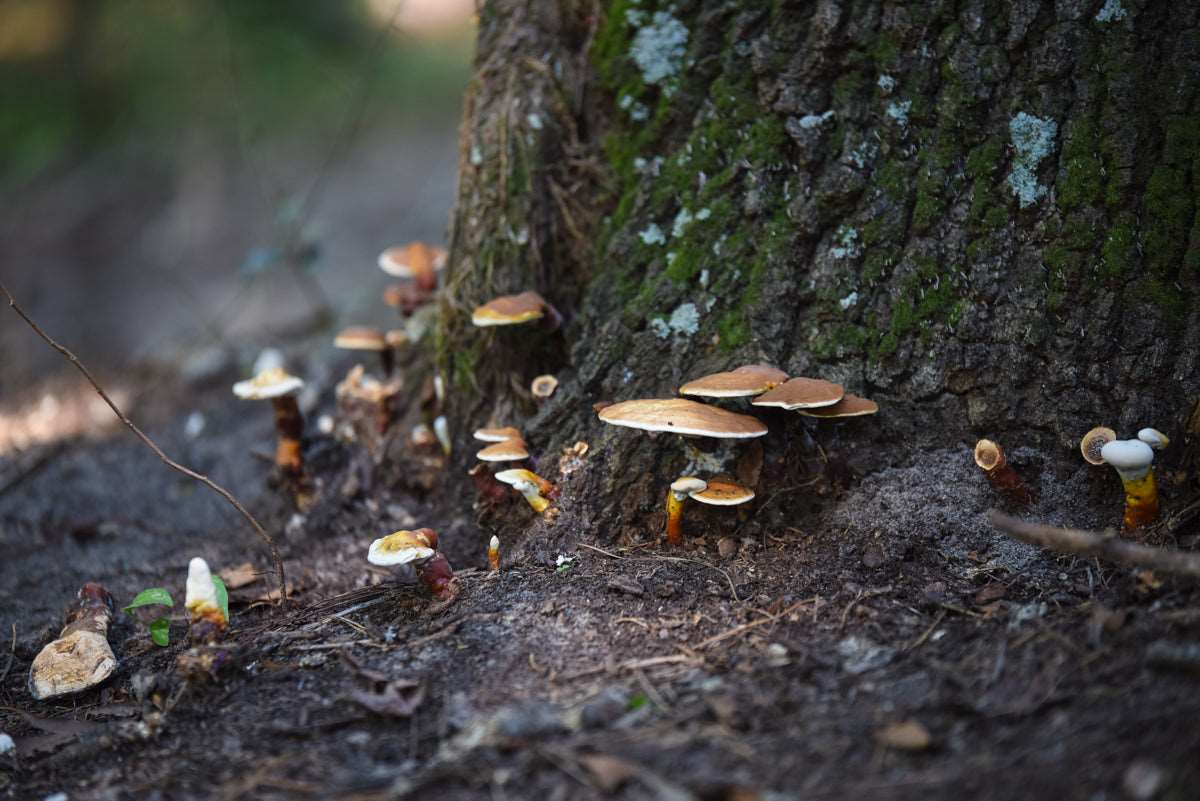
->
xmin=836 ymin=636 xmax=895 ymax=675
xmin=1122 ymin=760 xmax=1166 ymax=801
xmin=717 ymin=537 xmax=739 ymax=559
xmin=580 ymin=687 xmax=630 ymax=729
xmin=607 ymin=576 xmax=645 ymax=597
xmin=874 ymin=720 xmax=932 ymax=751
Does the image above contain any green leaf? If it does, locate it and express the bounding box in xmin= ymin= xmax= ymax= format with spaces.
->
xmin=123 ymin=587 xmax=174 ymax=614
xmin=627 ymin=693 xmax=648 ymax=711
xmin=149 ymin=617 xmax=170 ymax=647
xmin=212 ymin=575 xmax=229 ymax=622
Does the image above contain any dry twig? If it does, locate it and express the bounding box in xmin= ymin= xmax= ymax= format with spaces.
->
xmin=989 ymin=510 xmax=1200 ymax=578
xmin=1 ymin=282 xmax=287 ymax=605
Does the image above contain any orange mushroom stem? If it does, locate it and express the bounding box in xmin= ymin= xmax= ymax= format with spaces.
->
xmin=665 ymin=477 xmax=706 ymax=546
xmin=417 ymin=553 xmax=457 ymax=600
xmin=973 ymin=439 xmax=1035 ymax=506
xmin=488 ymin=535 xmax=500 ymax=571
xmin=271 ymin=396 xmax=305 ymax=477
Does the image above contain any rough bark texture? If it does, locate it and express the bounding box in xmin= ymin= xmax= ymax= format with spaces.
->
xmin=440 ymin=0 xmax=1200 ymax=539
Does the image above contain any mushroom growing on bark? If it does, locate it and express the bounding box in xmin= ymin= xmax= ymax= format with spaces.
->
xmin=973 ymin=439 xmax=1035 ymax=505
xmin=679 ymin=364 xmax=788 ymax=398
xmin=471 ymin=291 xmax=562 ymax=329
xmin=495 ymin=468 xmax=554 ymax=512
xmin=477 ymin=438 xmax=530 ymax=462
xmin=666 ymin=476 xmax=707 ymax=546
xmin=232 ymin=367 xmax=307 ymax=479
xmin=1099 ymin=439 xmax=1159 ymax=531
xmin=751 ymin=377 xmax=844 ymax=410
xmin=1080 ymin=426 xmax=1117 ymax=466
xmin=796 ymin=393 xmax=879 ymax=418
xmin=28 ymin=583 xmax=117 ymax=701
xmin=531 ymin=374 xmax=558 ymax=402
xmin=597 ymin=398 xmax=768 ymax=438
xmin=474 ymin=425 xmax=523 ymax=442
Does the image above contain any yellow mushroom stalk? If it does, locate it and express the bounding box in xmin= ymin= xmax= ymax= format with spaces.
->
xmin=1099 ymin=439 xmax=1158 ymax=531
xmin=488 ymin=535 xmax=500 ymax=571
xmin=666 ymin=477 xmax=706 ymax=546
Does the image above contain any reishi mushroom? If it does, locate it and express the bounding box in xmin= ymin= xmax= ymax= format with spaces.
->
xmin=471 ymin=291 xmax=561 ymax=329
xmin=494 ymin=468 xmax=553 ymax=512
xmin=474 ymin=425 xmax=523 ymax=442
xmin=666 ymin=476 xmax=707 ymax=546
xmin=751 ymin=377 xmax=844 ymax=410
xmin=531 ymin=374 xmax=558 ymax=402
xmin=597 ymin=398 xmax=768 ymax=438
xmin=334 ymin=326 xmax=392 ymax=376
xmin=232 ymin=367 xmax=306 ymax=479
xmin=688 ymin=477 xmax=755 ymax=508
xmin=796 ymin=393 xmax=879 ymax=418
xmin=973 ymin=439 xmax=1035 ymax=506
xmin=1080 ymin=426 xmax=1117 ymax=466
xmin=185 ymin=557 xmax=228 ymax=642
xmin=488 ymin=535 xmax=501 ymax=571
xmin=378 ymin=242 xmax=447 ymax=292
xmin=477 ymin=438 xmax=530 ymax=462
xmin=367 ymin=528 xmax=456 ymax=599
xmin=1099 ymin=439 xmax=1159 ymax=531
xmin=679 ymin=364 xmax=788 ymax=398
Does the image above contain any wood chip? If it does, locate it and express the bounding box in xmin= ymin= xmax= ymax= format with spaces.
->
xmin=874 ymin=720 xmax=932 ymax=751
xmin=220 ymin=562 xmax=261 ymax=590
xmin=578 ymin=753 xmax=640 ymax=793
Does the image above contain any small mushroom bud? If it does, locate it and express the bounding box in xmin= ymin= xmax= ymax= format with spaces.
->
xmin=1100 ymin=439 xmax=1159 ymax=531
xmin=1138 ymin=428 xmax=1169 ymax=451
xmin=434 ymin=415 xmax=452 ymax=455
xmin=185 ymin=557 xmax=227 ymax=642
xmin=973 ymin=439 xmax=1035 ymax=505
xmin=666 ymin=476 xmax=707 ymax=546
xmin=488 ymin=535 xmax=501 ymax=571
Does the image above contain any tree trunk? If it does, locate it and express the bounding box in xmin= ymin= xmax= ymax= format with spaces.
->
xmin=439 ymin=0 xmax=1200 ymax=542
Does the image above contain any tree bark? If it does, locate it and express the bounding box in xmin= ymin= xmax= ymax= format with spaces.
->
xmin=439 ymin=0 xmax=1200 ymax=540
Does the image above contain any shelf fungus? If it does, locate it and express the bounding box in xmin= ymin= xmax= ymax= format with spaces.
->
xmin=1099 ymin=439 xmax=1159 ymax=531
xmin=597 ymin=398 xmax=768 ymax=439
xmin=477 ymin=438 xmax=529 ymax=462
xmin=751 ymin=377 xmax=844 ymax=410
xmin=29 ymin=583 xmax=117 ymax=701
xmin=378 ymin=242 xmax=447 ymax=292
xmin=666 ymin=476 xmax=707 ymax=546
xmin=973 ymin=439 xmax=1035 ymax=506
xmin=796 ymin=393 xmax=879 ymax=418
xmin=185 ymin=557 xmax=228 ymax=643
xmin=471 ymin=291 xmax=561 ymax=329
xmin=233 ymin=367 xmax=306 ymax=479
xmin=367 ymin=529 xmax=457 ymax=600
xmin=495 ymin=468 xmax=554 ymax=512
xmin=335 ymin=326 xmax=393 ymax=376
xmin=531 ymin=374 xmax=559 ymax=402
xmin=474 ymin=425 xmax=523 ymax=442
xmin=679 ymin=364 xmax=788 ymax=398
xmin=1080 ymin=426 xmax=1117 ymax=466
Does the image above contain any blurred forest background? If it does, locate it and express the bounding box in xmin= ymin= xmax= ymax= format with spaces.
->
xmin=0 ymin=0 xmax=473 ymax=450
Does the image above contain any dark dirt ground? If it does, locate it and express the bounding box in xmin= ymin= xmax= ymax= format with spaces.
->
xmin=2 ymin=338 xmax=1200 ymax=801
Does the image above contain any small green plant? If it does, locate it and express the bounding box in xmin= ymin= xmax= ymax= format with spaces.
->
xmin=123 ymin=575 xmax=230 ymax=647
xmin=123 ymin=588 xmax=174 ymax=647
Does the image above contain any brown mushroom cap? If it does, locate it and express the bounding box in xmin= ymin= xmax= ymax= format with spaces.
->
xmin=689 ymin=477 xmax=755 ymax=506
xmin=598 ymin=398 xmax=768 ymax=438
xmin=679 ymin=364 xmax=789 ymax=398
xmin=367 ymin=528 xmax=439 ymax=566
xmin=796 ymin=393 xmax=879 ymax=418
xmin=378 ymin=242 xmax=446 ymax=281
xmin=1080 ymin=426 xmax=1117 ymax=466
xmin=334 ymin=327 xmax=387 ymax=351
xmin=751 ymin=377 xmax=844 ymax=410
xmin=474 ymin=425 xmax=523 ymax=442
xmin=476 ymin=438 xmax=529 ymax=462
xmin=233 ymin=367 xmax=304 ymax=400
xmin=471 ymin=291 xmax=547 ymax=327
xmin=973 ymin=439 xmax=1004 ymax=471
xmin=531 ymin=374 xmax=558 ymax=399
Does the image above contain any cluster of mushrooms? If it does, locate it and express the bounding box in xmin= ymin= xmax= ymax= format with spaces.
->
xmin=599 ymin=365 xmax=878 ymax=545
xmin=973 ymin=425 xmax=1171 ymax=534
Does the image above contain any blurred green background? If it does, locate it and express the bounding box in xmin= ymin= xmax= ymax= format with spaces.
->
xmin=0 ymin=0 xmax=473 ymax=404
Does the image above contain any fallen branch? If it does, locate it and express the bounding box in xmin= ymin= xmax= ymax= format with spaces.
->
xmin=1 ymin=282 xmax=287 ymax=606
xmin=988 ymin=510 xmax=1200 ymax=578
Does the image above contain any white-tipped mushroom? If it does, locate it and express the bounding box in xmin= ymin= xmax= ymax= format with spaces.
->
xmin=367 ymin=529 xmax=438 ymax=566
xmin=1099 ymin=439 xmax=1159 ymax=531
xmin=434 ymin=415 xmax=451 ymax=455
xmin=1138 ymin=428 xmax=1170 ymax=450
xmin=666 ymin=476 xmax=707 ymax=546
xmin=185 ymin=557 xmax=227 ymax=637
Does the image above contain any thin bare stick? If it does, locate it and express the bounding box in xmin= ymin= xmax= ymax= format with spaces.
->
xmin=988 ymin=510 xmax=1200 ymax=578
xmin=1 ymin=282 xmax=287 ymax=605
